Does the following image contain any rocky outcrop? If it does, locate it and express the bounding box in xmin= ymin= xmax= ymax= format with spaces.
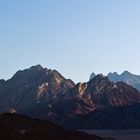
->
xmin=76 ymin=82 xmax=87 ymax=97
xmin=37 ymin=82 xmax=49 ymax=99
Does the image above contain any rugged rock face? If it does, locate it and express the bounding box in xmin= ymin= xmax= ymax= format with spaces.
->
xmin=0 ymin=113 xmax=102 ymax=140
xmin=76 ymin=82 xmax=87 ymax=97
xmin=107 ymin=71 xmax=140 ymax=91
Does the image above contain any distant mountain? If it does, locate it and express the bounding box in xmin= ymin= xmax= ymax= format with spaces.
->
xmin=107 ymin=71 xmax=140 ymax=91
xmin=89 ymin=71 xmax=140 ymax=91
xmin=1 ymin=65 xmax=140 ymax=129
xmin=0 ymin=113 xmax=102 ymax=140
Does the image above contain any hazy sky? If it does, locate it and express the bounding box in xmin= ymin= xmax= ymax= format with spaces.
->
xmin=0 ymin=0 xmax=140 ymax=82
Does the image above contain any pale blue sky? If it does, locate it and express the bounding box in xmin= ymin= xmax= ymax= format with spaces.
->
xmin=0 ymin=0 xmax=140 ymax=82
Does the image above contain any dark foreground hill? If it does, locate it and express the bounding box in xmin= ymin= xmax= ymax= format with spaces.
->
xmin=0 ymin=113 xmax=103 ymax=140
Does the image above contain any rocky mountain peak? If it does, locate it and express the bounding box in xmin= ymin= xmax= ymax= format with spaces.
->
xmin=108 ymin=72 xmax=118 ymax=77
xmin=10 ymin=65 xmax=45 ymax=81
xmin=89 ymin=74 xmax=108 ymax=83
xmin=121 ymin=71 xmax=132 ymax=76
xmin=89 ymin=72 xmax=96 ymax=80
xmin=30 ymin=64 xmax=44 ymax=70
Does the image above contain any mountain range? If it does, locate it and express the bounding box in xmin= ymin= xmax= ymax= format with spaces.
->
xmin=1 ymin=65 xmax=140 ymax=129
